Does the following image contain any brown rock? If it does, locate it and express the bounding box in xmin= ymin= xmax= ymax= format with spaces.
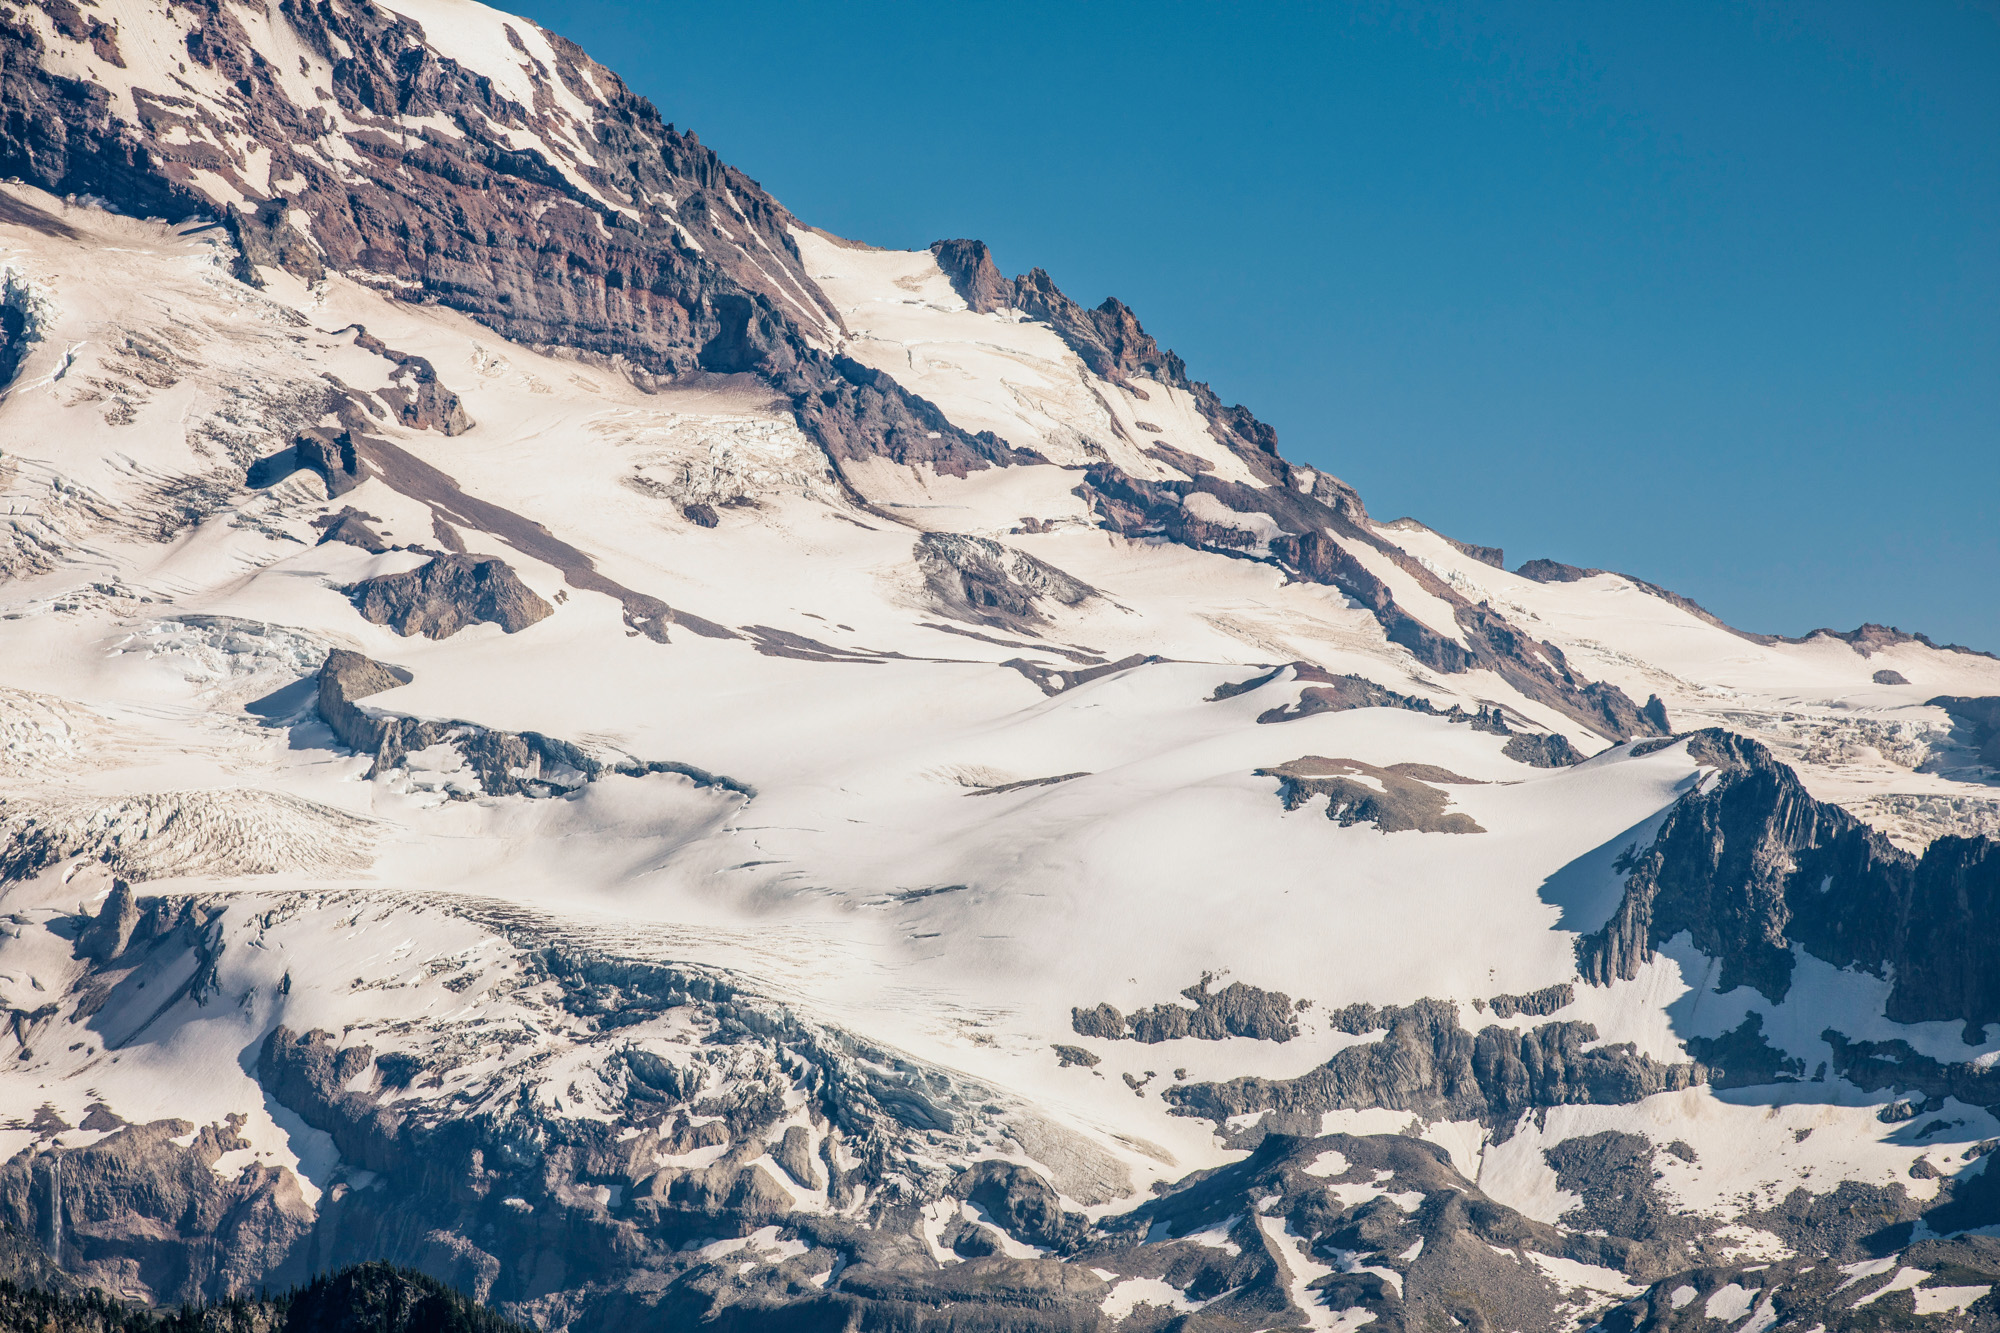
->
xmin=346 ymin=554 xmax=553 ymax=639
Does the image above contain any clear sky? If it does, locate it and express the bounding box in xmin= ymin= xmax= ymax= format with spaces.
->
xmin=510 ymin=0 xmax=1999 ymax=651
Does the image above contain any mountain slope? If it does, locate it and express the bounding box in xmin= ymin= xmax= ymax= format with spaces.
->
xmin=0 ymin=2 xmax=1998 ymax=1331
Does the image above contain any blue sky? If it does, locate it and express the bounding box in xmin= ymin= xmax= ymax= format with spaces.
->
xmin=512 ymin=0 xmax=1999 ymax=650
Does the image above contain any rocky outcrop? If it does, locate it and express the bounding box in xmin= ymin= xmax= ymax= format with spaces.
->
xmin=1244 ymin=664 xmax=1439 ymax=723
xmin=1223 ymin=665 xmax=1524 ymax=746
xmin=1164 ymin=998 xmax=1700 ymax=1136
xmin=352 ymin=330 xmax=474 ymax=437
xmin=314 ymin=649 xmax=750 ymax=802
xmin=0 ymin=1116 xmax=314 ymax=1305
xmin=346 ymin=555 xmax=553 ymax=639
xmin=913 ymin=533 xmax=1095 ymax=628
xmin=1782 ymin=622 xmax=1999 ymax=659
xmin=929 ymin=239 xmax=1013 ymax=314
xmin=73 ymin=880 xmax=137 ymax=963
xmin=1483 ymin=983 xmax=1574 ymax=1019
xmin=1215 ymin=520 xmax=1663 ymax=741
xmin=1070 ymin=976 xmax=1301 ymax=1045
xmin=1575 ymin=729 xmax=2000 ymax=1043
xmin=311 ymin=507 xmax=389 ymax=554
xmin=952 ymin=1161 xmax=1088 ymax=1253
xmin=246 ymin=428 xmax=362 ymax=499
xmin=1011 ymin=269 xmax=1190 ymax=389
xmin=1260 ymin=757 xmax=1486 ymax=834
xmin=1517 ymin=558 xmax=1596 ymax=583
xmin=1504 ymin=732 xmax=1584 ymax=767
xmin=1544 ymin=1132 xmax=1695 ymax=1249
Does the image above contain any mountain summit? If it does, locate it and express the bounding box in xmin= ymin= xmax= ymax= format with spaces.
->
xmin=1 ymin=2 xmax=1997 ymax=1329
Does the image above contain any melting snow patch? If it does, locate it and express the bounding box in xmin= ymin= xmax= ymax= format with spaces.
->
xmin=1835 ymin=1256 xmax=1899 ymax=1291
xmin=1100 ymin=1276 xmax=1201 ymax=1318
xmin=1855 ymin=1267 xmax=1930 ymax=1306
xmin=1913 ymin=1284 xmax=1994 ymax=1315
xmin=1257 ymin=1214 xmax=1356 ymax=1330
xmin=1704 ymin=1283 xmax=1755 ymax=1320
xmin=1302 ymin=1148 xmax=1349 ymax=1178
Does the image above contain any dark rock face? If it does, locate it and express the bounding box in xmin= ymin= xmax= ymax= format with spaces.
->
xmin=1682 ymin=1012 xmax=1806 ymax=1089
xmin=1825 ymin=1031 xmax=2000 ymax=1126
xmin=1250 ymin=665 xmax=1436 ymax=723
xmin=0 ymin=1115 xmax=315 ymax=1305
xmin=1164 ymin=998 xmax=1699 ymax=1136
xmin=953 ymin=1161 xmax=1088 ymax=1252
xmin=1070 ymin=976 xmax=1301 ymax=1045
xmin=1233 ymin=665 xmax=1518 ymax=748
xmin=1439 ymin=533 xmax=1504 ymax=568
xmin=1011 ymin=269 xmax=1190 ymax=389
xmin=1785 ymin=622 xmax=1998 ymax=660
xmin=1934 ymin=695 xmax=2000 ymax=768
xmin=1503 ymin=732 xmax=1583 ymax=767
xmin=74 ymin=880 xmax=138 ymax=963
xmin=1259 ymin=756 xmax=1485 ymax=835
xmin=247 ymin=428 xmax=363 ymax=498
xmin=1484 ymin=984 xmax=1574 ymax=1019
xmin=1873 ymin=667 xmax=1910 ymax=685
xmin=1517 ymin=558 xmax=1595 ymax=583
xmin=346 ymin=555 xmax=553 ymax=639
xmin=929 ymin=239 xmax=1013 ymax=314
xmin=1576 ymin=729 xmax=2000 ymax=1045
xmin=1243 ymin=526 xmax=1665 ymax=742
xmin=1641 ymin=694 xmax=1671 ymax=733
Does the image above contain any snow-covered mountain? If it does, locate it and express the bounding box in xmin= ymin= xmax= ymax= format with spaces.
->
xmin=1 ymin=2 xmax=1998 ymax=1329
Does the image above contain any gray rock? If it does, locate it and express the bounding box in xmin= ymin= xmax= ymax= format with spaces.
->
xmin=1576 ymin=728 xmax=2000 ymax=1043
xmin=772 ymin=1125 xmax=822 ymax=1192
xmin=1486 ymin=983 xmax=1574 ymax=1019
xmin=1502 ymin=732 xmax=1584 ymax=767
xmin=353 ymin=328 xmax=473 ymax=436
xmin=347 ymin=554 xmax=552 ymax=639
xmin=1050 ymin=1044 xmax=1098 ymax=1069
xmin=1164 ymin=997 xmax=1699 ymax=1135
xmin=312 ymin=506 xmax=389 ymax=553
xmin=247 ymin=427 xmax=362 ymax=497
xmin=954 ymin=1160 xmax=1087 ymax=1252
xmin=914 ymin=533 xmax=1095 ymax=628
xmin=73 ymin=880 xmax=137 ymax=963
xmin=1072 ymin=976 xmax=1300 ymax=1045
xmin=1516 ymin=558 xmax=1597 ymax=583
